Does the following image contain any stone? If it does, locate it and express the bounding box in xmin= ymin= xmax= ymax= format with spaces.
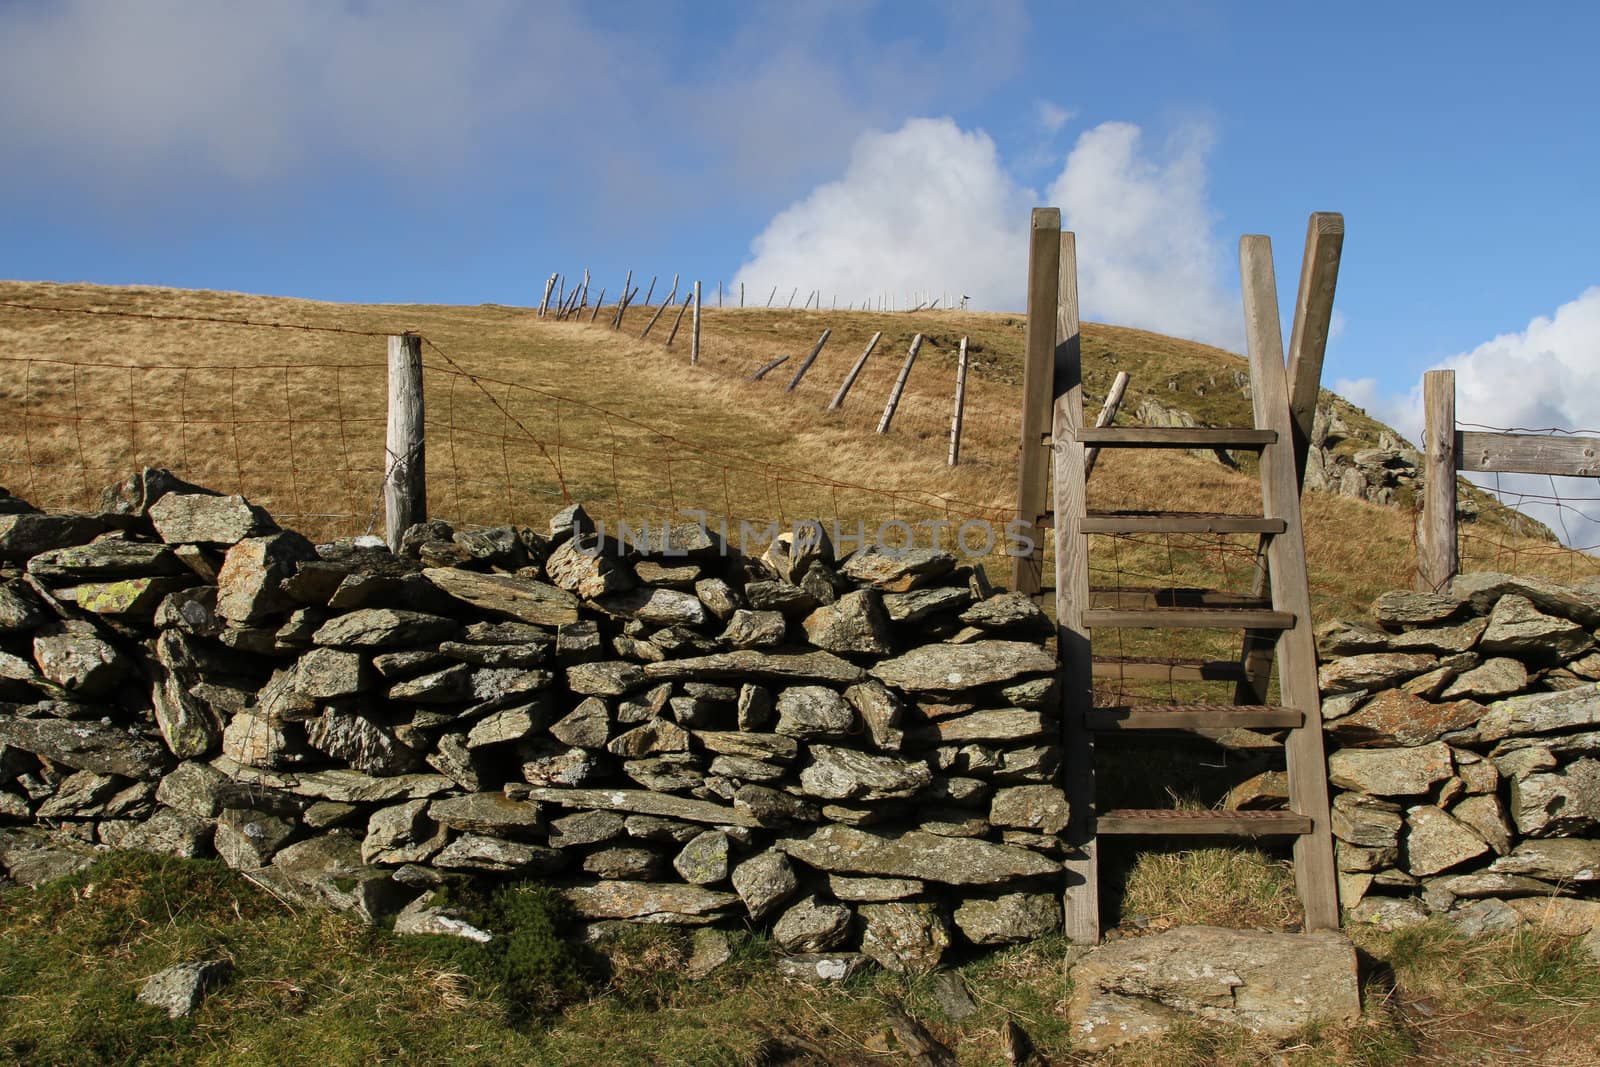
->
xmin=1325 ymin=689 xmax=1484 ymax=748
xmin=304 ymin=707 xmax=416 ymax=776
xmin=1066 ymin=926 xmax=1360 ymax=1052
xmin=214 ymin=532 xmax=315 ymax=623
xmin=870 ymin=640 xmax=1054 ymax=692
xmin=313 ymin=608 xmax=459 ymax=648
xmin=732 ymin=683 xmax=770 ymax=730
xmin=466 ymin=704 xmax=548 ymax=748
xmin=372 ymin=649 xmax=448 ymax=679
xmin=911 ymin=709 xmax=1048 ymax=745
xmin=386 ymin=664 xmax=473 ymax=703
xmin=260 ymin=835 xmax=406 ymax=922
xmin=989 ymin=785 xmax=1070 ymax=834
xmin=0 ymin=584 xmax=48 ymax=632
xmin=550 ymin=810 xmax=626 ymax=847
xmin=776 ymin=953 xmax=872 ymax=982
xmin=137 ymin=960 xmax=233 ymax=1018
xmin=720 ymin=609 xmax=787 ymax=649
xmin=779 ymin=824 xmax=1057 ymax=885
xmin=1451 ymin=572 xmax=1600 ymax=626
xmin=1440 ymin=657 xmax=1528 ymax=700
xmin=1509 ymin=758 xmax=1600 ymax=836
xmin=392 ymin=895 xmax=493 ymax=943
xmin=732 ymin=849 xmax=800 ymax=922
xmin=1505 ymin=899 xmax=1600 ymax=962
xmin=883 ymin=586 xmax=970 ymax=623
xmin=521 ymin=786 xmax=759 ymax=827
xmin=745 ymin=580 xmax=820 ymax=616
xmin=156 ymin=760 xmax=228 ymax=819
xmin=709 ymin=755 xmax=785 ymax=781
xmin=693 ymin=577 xmax=740 ymax=621
xmin=799 ymin=745 xmax=931 ymax=801
xmin=1224 ymin=771 xmax=1289 ymax=811
xmin=215 ymin=807 xmax=296 ymax=868
xmin=1386 ymin=616 xmax=1489 ymax=654
xmin=681 ymin=927 xmax=735 ymax=979
xmin=36 ymin=770 xmax=133 ymax=818
xmin=1429 ymin=872 xmax=1566 ymax=903
xmin=1495 ymin=745 xmax=1558 ymax=780
xmin=0 ymin=513 xmax=105 ymax=561
xmin=29 ymin=541 xmax=185 ymax=583
xmin=733 ymin=784 xmax=820 ymax=827
xmin=428 ymin=791 xmax=543 ymax=837
xmin=644 ymin=649 xmax=865 ymax=685
xmin=421 ymin=567 xmax=579 ymax=626
xmin=596 ymin=587 xmax=710 ymax=629
xmin=1476 ymin=686 xmax=1600 ymax=743
xmin=774 ymin=686 xmax=856 ymax=739
xmin=843 ymin=681 xmax=905 ymax=752
xmin=1451 ymin=794 xmax=1513 ymax=854
xmin=607 ymin=719 xmax=691 ymax=758
xmin=859 ymin=901 xmax=950 ymax=974
xmin=98 ymin=808 xmax=213 ymax=858
xmin=1336 ymin=842 xmax=1398 ymax=873
xmin=255 ymin=767 xmax=453 ymax=805
xmin=1447 ymin=898 xmax=1526 ymax=938
xmin=220 ymin=712 xmax=294 ymax=769
xmin=0 ymin=716 xmax=168 ymax=780
xmin=31 ymin=632 xmax=128 ymax=696
xmin=425 ymin=732 xmax=481 ymax=791
xmin=959 ymin=592 xmax=1051 ymax=635
xmin=1321 ymin=690 xmax=1369 ymax=721
xmin=840 ymin=545 xmax=956 ymax=591
xmin=1346 ymin=897 xmax=1430 ymax=929
xmin=774 ymin=895 xmax=852 ymax=953
xmin=566 ymin=660 xmax=646 ymax=697
xmin=519 ymin=745 xmax=599 ymax=788
xmin=692 ymin=731 xmax=797 ymax=765
xmin=549 ymin=697 xmax=611 ymax=749
xmin=362 ymin=798 xmax=447 ymax=865
xmin=1318 ymin=652 xmax=1438 ymax=693
xmin=1327 ymin=741 xmax=1452 ymax=796
xmin=953 ymin=892 xmax=1061 ymax=944
xmin=802 ymin=590 xmax=892 ymax=655
xmin=149 ymin=492 xmax=273 ymax=545
xmin=435 ymin=834 xmax=562 ymax=873
xmin=1315 ymin=619 xmax=1393 ymax=657
xmin=1490 ymin=839 xmax=1600 ymax=882
xmin=673 ymin=830 xmax=731 ymax=884
xmin=1404 ymin=804 xmax=1489 ymax=875
xmin=563 ymin=881 xmax=737 ymax=923
xmin=1479 ymin=594 xmax=1593 ymax=660
xmin=295 ymin=648 xmax=368 ymax=699
xmin=1372 ymin=590 xmax=1465 ymax=627
xmin=1330 ymin=793 xmax=1403 ymax=848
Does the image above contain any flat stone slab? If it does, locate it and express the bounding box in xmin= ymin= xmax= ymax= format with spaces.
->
xmin=1066 ymin=926 xmax=1361 ymax=1053
xmin=778 ymin=824 xmax=1058 ymax=885
xmin=422 ymin=568 xmax=579 ymax=626
xmin=870 ymin=641 xmax=1054 ymax=692
xmin=563 ymin=881 xmax=737 ymax=923
xmin=521 ymin=786 xmax=760 ymax=828
xmin=643 ymin=650 xmax=865 ymax=685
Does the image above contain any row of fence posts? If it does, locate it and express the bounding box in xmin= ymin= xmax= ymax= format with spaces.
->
xmin=538 ymin=270 xmax=961 ymax=316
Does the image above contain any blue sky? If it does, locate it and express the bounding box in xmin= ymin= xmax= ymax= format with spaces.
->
xmin=2 ymin=2 xmax=1597 ymax=449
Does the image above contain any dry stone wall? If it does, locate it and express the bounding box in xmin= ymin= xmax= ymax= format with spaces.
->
xmin=0 ymin=470 xmax=1065 ymax=973
xmin=1316 ymin=573 xmax=1600 ymax=941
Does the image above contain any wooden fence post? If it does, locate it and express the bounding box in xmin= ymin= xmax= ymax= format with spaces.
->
xmin=588 ymin=289 xmax=606 ymax=323
xmin=1418 ymin=369 xmax=1459 ymax=592
xmin=691 ymin=282 xmax=702 ymax=364
xmin=767 ymin=286 xmax=776 ymax=308
xmin=1012 ymin=208 xmax=1062 ymax=598
xmin=1083 ymin=370 xmax=1130 ymax=478
xmin=610 ymin=270 xmax=632 ymax=329
xmin=740 ymin=282 xmax=745 ymax=308
xmin=876 ymin=333 xmax=924 ymax=434
xmin=749 ymin=354 xmax=790 ymax=380
xmin=665 ymin=294 xmax=691 ymax=347
xmin=539 ymin=274 xmax=557 ymax=317
xmin=828 ymin=331 xmax=882 ymax=411
xmin=948 ymin=336 xmax=970 ymax=465
xmin=384 ymin=334 xmax=426 ymax=552
xmin=643 ymin=275 xmax=657 ymax=307
xmin=785 ymin=329 xmax=831 ymax=392
xmin=555 ymin=275 xmax=565 ymax=314
xmin=718 ymin=281 xmax=723 ymax=308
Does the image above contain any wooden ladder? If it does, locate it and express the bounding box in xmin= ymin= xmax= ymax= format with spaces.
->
xmin=1023 ymin=209 xmax=1344 ymax=942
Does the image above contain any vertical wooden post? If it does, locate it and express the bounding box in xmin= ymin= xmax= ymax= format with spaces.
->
xmin=691 ymin=282 xmax=703 ymax=364
xmin=1418 ymin=369 xmax=1459 ymax=592
xmin=828 ymin=331 xmax=881 ymax=410
xmin=947 ymin=336 xmax=970 ymax=465
xmin=1240 ymin=234 xmax=1340 ymax=933
xmin=539 ymin=274 xmax=557 ymax=317
xmin=1050 ymin=229 xmax=1097 ymax=943
xmin=665 ymin=294 xmax=691 ymax=347
xmin=785 ymin=329 xmax=831 ymax=392
xmin=1082 ymin=369 xmax=1129 ymax=478
xmin=875 ymin=333 xmax=923 ymax=434
xmin=384 ymin=334 xmax=426 ymax=553
xmin=1012 ymin=208 xmax=1061 ymax=598
xmin=740 ymin=282 xmax=745 ymax=308
xmin=718 ymin=281 xmax=723 ymax=307
xmin=578 ymin=269 xmax=590 ymax=312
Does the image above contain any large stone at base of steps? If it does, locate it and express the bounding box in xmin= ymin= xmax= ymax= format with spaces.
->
xmin=1066 ymin=925 xmax=1361 ymax=1052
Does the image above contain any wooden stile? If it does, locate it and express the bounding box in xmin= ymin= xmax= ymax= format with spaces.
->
xmin=384 ymin=334 xmax=426 ymax=553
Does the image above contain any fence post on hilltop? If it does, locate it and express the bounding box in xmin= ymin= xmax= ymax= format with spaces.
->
xmin=785 ymin=329 xmax=831 ymax=392
xmin=741 ymin=282 xmax=745 ymax=308
xmin=665 ymin=294 xmax=692 ymax=347
xmin=539 ymin=273 xmax=556 ymax=317
xmin=948 ymin=336 xmax=970 ymax=466
xmin=767 ymin=286 xmax=776 ymax=307
xmin=588 ymin=289 xmax=606 ymax=323
xmin=719 ymin=281 xmax=724 ymax=308
xmin=829 ymin=331 xmax=882 ymax=410
xmin=1083 ymin=369 xmax=1130 ymax=478
xmin=384 ymin=334 xmax=426 ymax=553
xmin=692 ymin=282 xmax=702 ymax=364
xmin=643 ymin=275 xmax=657 ymax=307
xmin=788 ymin=287 xmax=797 ymax=308
xmin=610 ymin=271 xmax=632 ymax=328
xmin=876 ymin=333 xmax=924 ymax=434
xmin=1418 ymin=369 xmax=1459 ymax=592
xmin=555 ymin=276 xmax=565 ymax=314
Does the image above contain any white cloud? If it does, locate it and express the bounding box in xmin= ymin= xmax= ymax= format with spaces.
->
xmin=1035 ymin=101 xmax=1076 ymax=134
xmin=735 ymin=116 xmax=1240 ymax=347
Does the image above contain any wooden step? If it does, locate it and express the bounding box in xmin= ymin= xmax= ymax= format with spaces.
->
xmin=1086 ymin=703 xmax=1303 ymax=731
xmin=1080 ymin=510 xmax=1285 ymax=535
xmin=1073 ymin=426 xmax=1277 ymax=450
xmin=1090 ymin=587 xmax=1270 ymax=611
xmin=1092 ymin=656 xmax=1249 ymax=683
xmin=1097 ymin=809 xmax=1312 ymax=836
xmin=1083 ymin=607 xmax=1295 ymax=630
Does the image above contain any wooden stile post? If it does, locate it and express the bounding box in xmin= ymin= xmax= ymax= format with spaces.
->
xmin=665 ymin=294 xmax=691 ymax=347
xmin=947 ymin=336 xmax=970 ymax=465
xmin=691 ymin=282 xmax=702 ymax=364
xmin=876 ymin=333 xmax=923 ymax=434
xmin=539 ymin=273 xmax=557 ymax=317
xmin=1012 ymin=209 xmax=1062 ymax=599
xmin=1418 ymin=369 xmax=1459 ymax=592
xmin=384 ymin=334 xmax=426 ymax=553
xmin=785 ymin=329 xmax=831 ymax=392
xmin=1083 ymin=370 xmax=1130 ymax=478
xmin=828 ymin=331 xmax=881 ymax=410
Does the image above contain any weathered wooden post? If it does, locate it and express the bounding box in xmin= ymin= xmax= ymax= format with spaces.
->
xmin=384 ymin=334 xmax=426 ymax=553
xmin=539 ymin=273 xmax=557 ymax=317
xmin=1012 ymin=209 xmax=1061 ymax=598
xmin=665 ymin=294 xmax=691 ymax=347
xmin=691 ymin=281 xmax=703 ymax=364
xmin=1083 ymin=370 xmax=1130 ymax=477
xmin=740 ymin=282 xmax=745 ymax=308
xmin=1418 ymin=369 xmax=1459 ymax=592
xmin=948 ymin=336 xmax=970 ymax=465
xmin=876 ymin=333 xmax=924 ymax=434
xmin=785 ymin=329 xmax=831 ymax=392
xmin=642 ymin=275 xmax=657 ymax=307
xmin=610 ymin=270 xmax=632 ymax=328
xmin=588 ymin=289 xmax=606 ymax=323
xmin=829 ymin=331 xmax=882 ymax=410
xmin=749 ymin=354 xmax=790 ymax=380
